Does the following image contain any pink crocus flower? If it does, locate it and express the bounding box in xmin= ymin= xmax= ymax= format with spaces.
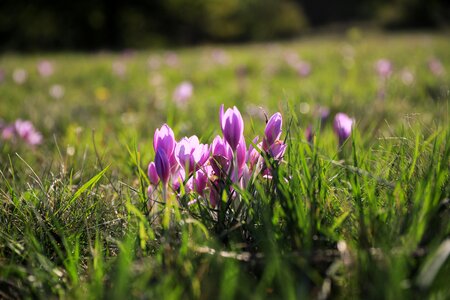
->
xmin=153 ymin=124 xmax=176 ymax=158
xmin=173 ymin=81 xmax=193 ymax=105
xmin=333 ymin=113 xmax=353 ymax=145
xmin=219 ymin=105 xmax=244 ymax=151
xmin=37 ymin=60 xmax=54 ymax=77
xmin=175 ymin=135 xmax=210 ymax=174
xmin=263 ymin=112 xmax=282 ymax=150
xmin=375 ymin=59 xmax=393 ymax=78
xmin=14 ymin=119 xmax=42 ymax=146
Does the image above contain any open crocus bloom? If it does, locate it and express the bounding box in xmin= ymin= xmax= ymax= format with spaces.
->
xmin=175 ymin=135 xmax=210 ymax=174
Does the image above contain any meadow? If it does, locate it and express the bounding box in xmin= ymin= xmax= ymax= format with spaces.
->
xmin=0 ymin=32 xmax=449 ymax=299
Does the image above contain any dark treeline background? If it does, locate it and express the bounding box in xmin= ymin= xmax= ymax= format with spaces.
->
xmin=0 ymin=0 xmax=449 ymax=51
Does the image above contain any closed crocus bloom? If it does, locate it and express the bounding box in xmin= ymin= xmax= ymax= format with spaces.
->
xmin=219 ymin=104 xmax=244 ymax=151
xmin=148 ymin=162 xmax=159 ymax=185
xmin=236 ymin=137 xmax=247 ymax=175
xmin=269 ymin=140 xmax=287 ymax=160
xmin=263 ymin=112 xmax=282 ymax=150
xmin=155 ymin=149 xmax=171 ymax=185
xmin=173 ymin=81 xmax=193 ymax=105
xmin=153 ymin=124 xmax=176 ymax=156
xmin=210 ymin=135 xmax=233 ymax=176
xmin=175 ymin=136 xmax=209 ymax=173
xmin=333 ymin=113 xmax=353 ymax=145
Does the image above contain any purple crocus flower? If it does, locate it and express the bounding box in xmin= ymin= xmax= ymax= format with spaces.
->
xmin=219 ymin=105 xmax=244 ymax=151
xmin=210 ymin=135 xmax=233 ymax=176
xmin=173 ymin=81 xmax=193 ymax=105
xmin=155 ymin=148 xmax=171 ymax=185
xmin=333 ymin=113 xmax=353 ymax=145
xmin=186 ymin=169 xmax=208 ymax=196
xmin=269 ymin=140 xmax=287 ymax=160
xmin=148 ymin=162 xmax=159 ymax=185
xmin=263 ymin=112 xmax=282 ymax=150
xmin=153 ymin=124 xmax=176 ymax=158
xmin=175 ymin=135 xmax=210 ymax=174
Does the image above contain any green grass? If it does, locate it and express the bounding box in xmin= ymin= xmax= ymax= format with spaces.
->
xmin=0 ymin=32 xmax=450 ymax=299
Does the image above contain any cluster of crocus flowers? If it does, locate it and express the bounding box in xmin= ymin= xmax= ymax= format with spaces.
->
xmin=147 ymin=104 xmax=286 ymax=208
xmin=0 ymin=119 xmax=42 ymax=146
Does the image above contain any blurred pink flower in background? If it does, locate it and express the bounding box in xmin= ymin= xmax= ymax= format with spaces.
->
xmin=165 ymin=52 xmax=179 ymax=67
xmin=296 ymin=61 xmax=311 ymax=77
xmin=14 ymin=119 xmax=43 ymax=146
xmin=13 ymin=68 xmax=28 ymax=84
xmin=1 ymin=119 xmax=42 ymax=146
xmin=375 ymin=59 xmax=393 ymax=78
xmin=428 ymin=58 xmax=445 ymax=77
xmin=1 ymin=125 xmax=15 ymax=140
xmin=173 ymin=81 xmax=193 ymax=105
xmin=112 ymin=61 xmax=127 ymax=78
xmin=49 ymin=84 xmax=65 ymax=99
xmin=211 ymin=49 xmax=230 ymax=65
xmin=284 ymin=52 xmax=311 ymax=77
xmin=37 ymin=60 xmax=54 ymax=77
xmin=400 ymin=69 xmax=414 ymax=85
xmin=333 ymin=113 xmax=353 ymax=145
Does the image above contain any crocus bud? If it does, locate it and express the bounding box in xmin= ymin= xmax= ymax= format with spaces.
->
xmin=333 ymin=113 xmax=353 ymax=145
xmin=219 ymin=104 xmax=244 ymax=151
xmin=236 ymin=137 xmax=247 ymax=176
xmin=148 ymin=162 xmax=159 ymax=185
xmin=155 ymin=148 xmax=171 ymax=185
xmin=153 ymin=124 xmax=176 ymax=156
xmin=263 ymin=112 xmax=282 ymax=150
